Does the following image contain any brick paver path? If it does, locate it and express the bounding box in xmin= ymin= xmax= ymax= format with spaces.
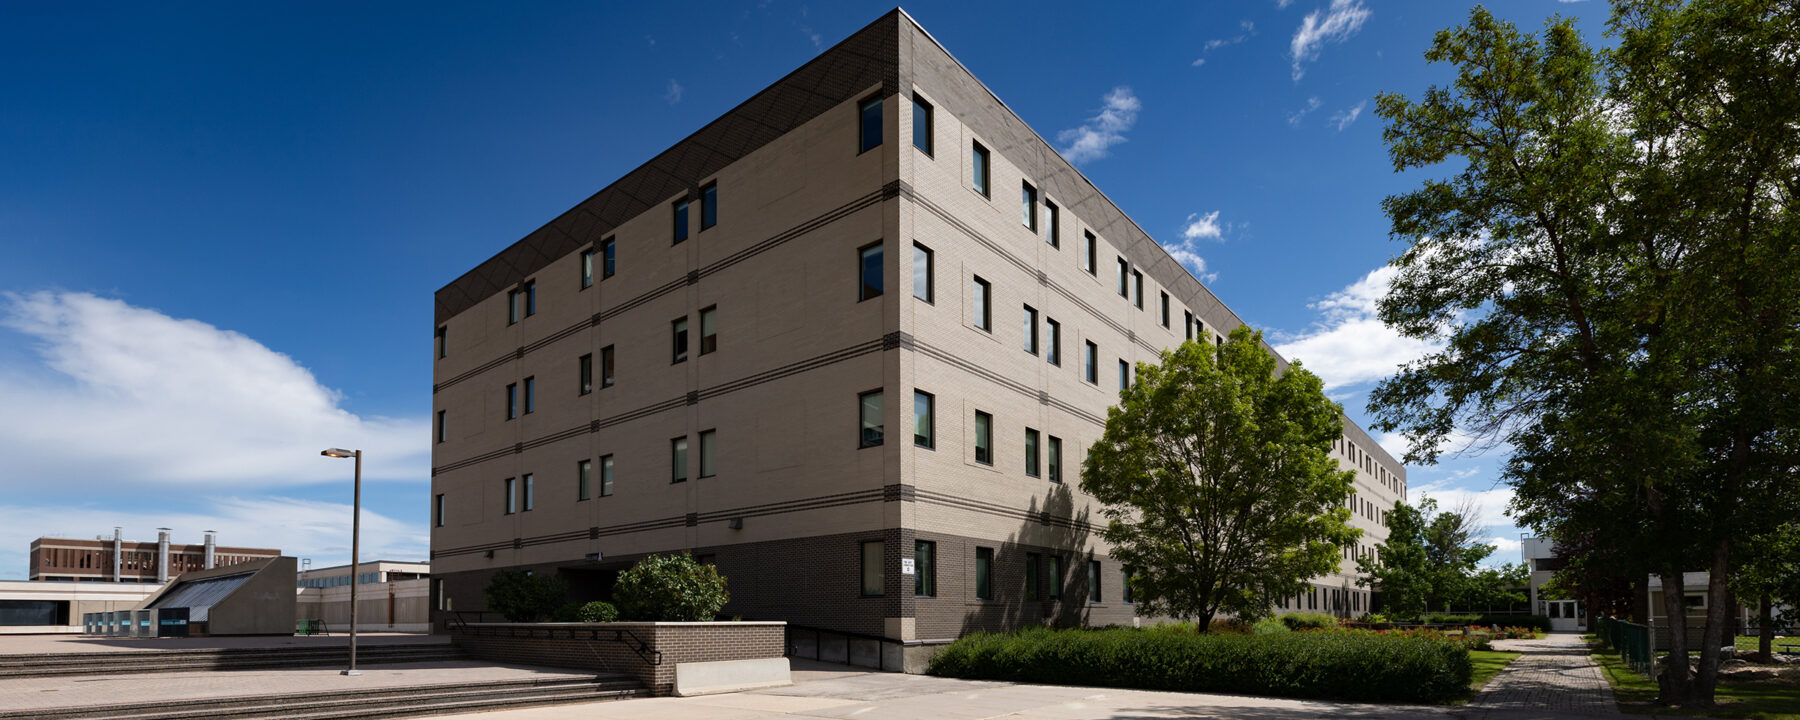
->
xmin=1469 ymin=632 xmax=1620 ymax=718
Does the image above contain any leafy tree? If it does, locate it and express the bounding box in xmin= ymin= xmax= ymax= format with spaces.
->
xmin=1359 ymin=496 xmax=1523 ymax=617
xmin=612 ymin=552 xmax=730 ymax=621
xmin=1081 ymin=328 xmax=1359 ymax=631
xmin=483 ymin=570 xmax=568 ymax=622
xmin=1370 ymin=1 xmax=1799 ymax=705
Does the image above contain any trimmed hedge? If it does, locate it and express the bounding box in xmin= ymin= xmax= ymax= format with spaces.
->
xmin=1420 ymin=613 xmax=1550 ymax=632
xmin=928 ymin=626 xmax=1473 ymax=703
xmin=1279 ymin=612 xmax=1339 ymax=631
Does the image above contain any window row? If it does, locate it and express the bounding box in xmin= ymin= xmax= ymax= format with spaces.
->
xmin=439 ymin=434 xmax=729 ymax=525
xmin=858 ymin=540 xmax=1128 ymax=604
xmin=856 ymin=389 xmax=1067 ymax=482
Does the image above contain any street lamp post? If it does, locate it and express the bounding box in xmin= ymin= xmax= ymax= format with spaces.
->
xmin=321 ymin=448 xmax=363 ymax=676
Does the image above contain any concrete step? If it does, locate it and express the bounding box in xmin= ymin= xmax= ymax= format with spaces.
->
xmin=0 ymin=675 xmax=648 ymax=720
xmin=0 ymin=645 xmax=469 ymax=677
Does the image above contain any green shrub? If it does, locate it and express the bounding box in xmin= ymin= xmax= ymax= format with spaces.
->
xmin=1359 ymin=613 xmax=1390 ymax=624
xmin=483 ymin=570 xmax=568 ymax=622
xmin=612 ymin=553 xmax=730 ymax=621
xmin=1279 ymin=612 xmax=1339 ymax=631
xmin=1252 ymin=618 xmax=1291 ymax=635
xmin=1208 ymin=618 xmax=1254 ymax=634
xmin=1418 ymin=613 xmax=1550 ymax=633
xmin=928 ymin=626 xmax=1472 ymax=703
xmin=578 ymin=601 xmax=619 ymax=623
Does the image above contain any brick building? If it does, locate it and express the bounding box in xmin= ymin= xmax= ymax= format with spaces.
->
xmin=430 ymin=10 xmax=1405 ymax=650
xmin=30 ymin=530 xmax=279 ymax=583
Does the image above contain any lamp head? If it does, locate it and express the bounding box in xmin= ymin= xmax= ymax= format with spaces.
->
xmin=321 ymin=448 xmax=357 ymax=458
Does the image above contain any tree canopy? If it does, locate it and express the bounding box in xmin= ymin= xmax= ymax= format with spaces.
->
xmin=1358 ymin=496 xmax=1524 ymax=618
xmin=1081 ymin=328 xmax=1358 ymax=630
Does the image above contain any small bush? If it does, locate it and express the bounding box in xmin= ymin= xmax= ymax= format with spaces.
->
xmin=483 ymin=570 xmax=568 ymax=623
xmin=1279 ymin=612 xmax=1339 ymax=631
xmin=1419 ymin=613 xmax=1550 ymax=633
xmin=928 ymin=626 xmax=1472 ymax=703
xmin=1253 ymin=618 xmax=1291 ymax=635
xmin=1359 ymin=613 xmax=1390 ymax=624
xmin=612 ymin=552 xmax=730 ymax=621
xmin=577 ymin=601 xmax=619 ymax=623
xmin=1208 ymin=618 xmax=1254 ymax=634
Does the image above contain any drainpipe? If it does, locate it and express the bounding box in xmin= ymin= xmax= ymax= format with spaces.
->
xmin=156 ymin=528 xmax=170 ymax=583
xmin=204 ymin=531 xmax=216 ymax=570
xmin=112 ymin=527 xmax=122 ymax=583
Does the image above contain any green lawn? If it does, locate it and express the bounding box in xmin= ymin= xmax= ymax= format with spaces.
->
xmin=1469 ymin=650 xmax=1521 ymax=693
xmin=1591 ymin=646 xmax=1800 ymax=720
xmin=1735 ymin=635 xmax=1800 ymax=655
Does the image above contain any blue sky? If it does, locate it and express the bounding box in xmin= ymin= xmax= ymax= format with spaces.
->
xmin=0 ymin=1 xmax=1613 ymax=577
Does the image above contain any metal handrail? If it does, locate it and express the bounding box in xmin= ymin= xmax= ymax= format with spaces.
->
xmin=452 ymin=623 xmax=662 ymax=666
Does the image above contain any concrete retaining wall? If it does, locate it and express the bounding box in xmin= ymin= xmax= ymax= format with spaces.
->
xmin=452 ymin=621 xmax=787 ymax=695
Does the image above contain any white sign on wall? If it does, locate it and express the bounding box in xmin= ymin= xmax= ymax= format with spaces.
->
xmin=900 ymin=558 xmax=915 ymax=575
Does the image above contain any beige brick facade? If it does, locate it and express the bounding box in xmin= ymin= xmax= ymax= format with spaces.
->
xmin=430 ymin=10 xmax=1404 ymax=643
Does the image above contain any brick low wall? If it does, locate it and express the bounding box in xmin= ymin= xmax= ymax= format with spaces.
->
xmin=451 ymin=621 xmax=785 ymax=695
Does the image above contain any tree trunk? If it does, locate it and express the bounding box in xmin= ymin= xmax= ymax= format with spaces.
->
xmin=1692 ymin=542 xmax=1733 ymax=707
xmin=1195 ymin=611 xmax=1215 ymax=633
xmin=1658 ymin=568 xmax=1693 ymax=705
xmin=1758 ymin=595 xmax=1774 ymax=663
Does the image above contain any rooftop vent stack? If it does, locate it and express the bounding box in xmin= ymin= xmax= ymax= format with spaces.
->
xmin=156 ymin=528 xmax=171 ymax=584
xmin=112 ymin=527 xmax=122 ymax=583
xmin=203 ymin=531 xmax=216 ymax=569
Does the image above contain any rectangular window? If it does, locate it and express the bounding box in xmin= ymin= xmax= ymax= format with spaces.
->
xmin=913 ymin=390 xmax=934 ymax=448
xmin=1026 ymin=553 xmax=1041 ymax=600
xmin=699 ymin=429 xmax=717 ymax=478
xmin=435 ymin=326 xmax=446 ymax=358
xmin=858 ymin=96 xmax=882 ymax=153
xmin=699 ymin=306 xmax=718 ymax=355
xmin=602 ymin=237 xmax=616 ymax=279
xmin=523 ymin=376 xmax=535 ymax=414
xmin=972 ymin=141 xmax=990 ymax=197
xmin=1123 ymin=567 xmax=1135 ymax=603
xmin=1089 ymin=561 xmax=1102 ymax=602
xmin=974 ymin=410 xmax=993 ymax=465
xmin=700 ymin=183 xmax=717 ymax=230
xmin=1119 ymin=360 xmax=1130 ymax=391
xmin=504 ymin=477 xmax=516 ymax=515
xmin=1047 ymin=556 xmax=1062 ymax=600
xmin=914 ymin=540 xmax=936 ymax=597
xmin=523 ymin=281 xmax=536 ymax=317
xmin=1133 ymin=270 xmax=1144 ymax=309
xmin=1047 ymin=436 xmax=1062 ymax=483
xmin=434 ymin=493 xmax=445 ymax=527
xmin=505 ymin=383 xmax=517 ymax=420
xmin=1160 ymin=292 xmax=1170 ymax=327
xmin=673 ymin=198 xmax=690 ymax=244
xmin=1117 ymin=258 xmax=1130 ymax=296
xmin=671 ymin=317 xmax=689 ymax=364
xmin=972 ymin=276 xmax=991 ymax=331
xmin=670 ymin=437 xmax=688 ymax=483
xmin=507 ymin=289 xmax=521 ymax=324
xmin=522 ymin=473 xmax=534 ymax=511
xmin=859 ymin=243 xmax=883 ymax=301
xmin=579 ymin=354 xmax=593 ymax=395
xmin=581 ymin=248 xmax=595 ymax=288
xmin=1046 ymin=200 xmax=1060 ymax=248
xmin=861 ymin=540 xmax=884 ymax=596
xmin=1084 ymin=341 xmax=1098 ymax=383
xmin=436 ymin=410 xmax=446 ymax=444
xmin=1021 ymin=182 xmax=1038 ymax=231
xmin=578 ymin=459 xmax=592 ymax=501
xmin=600 ymin=454 xmax=614 ymax=497
xmin=1045 ymin=318 xmax=1061 ymax=366
xmin=859 ymin=389 xmax=884 ymax=448
xmin=1083 ymin=232 xmax=1097 ymax=275
xmin=1022 ymin=305 xmax=1039 ymax=355
xmin=975 ymin=548 xmax=994 ymax=600
xmin=1185 ymin=311 xmax=1195 ymax=340
xmin=912 ymin=243 xmax=933 ymax=302
xmin=912 ymin=95 xmax=933 ymax=155
xmin=600 ymin=345 xmax=615 ymax=388
xmin=1024 ymin=428 xmax=1040 ymax=478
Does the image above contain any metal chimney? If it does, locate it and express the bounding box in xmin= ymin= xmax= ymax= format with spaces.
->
xmin=112 ymin=527 xmax=123 ymax=582
xmin=156 ymin=528 xmax=171 ymax=583
xmin=203 ymin=531 xmax=216 ymax=570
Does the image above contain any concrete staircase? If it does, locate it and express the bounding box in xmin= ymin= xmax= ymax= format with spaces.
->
xmin=0 ymin=675 xmax=647 ymax=720
xmin=0 ymin=643 xmax=468 ymax=678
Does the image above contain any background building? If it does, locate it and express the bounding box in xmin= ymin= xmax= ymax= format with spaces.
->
xmin=30 ymin=529 xmax=279 ymax=583
xmin=429 ymin=10 xmax=1405 ymax=655
xmin=296 ymin=560 xmax=431 ymax=633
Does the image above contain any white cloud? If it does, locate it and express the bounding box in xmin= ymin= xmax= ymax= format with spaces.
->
xmin=664 ymin=79 xmax=684 ymax=104
xmin=0 ymin=292 xmax=427 ymax=489
xmin=1161 ymin=211 xmax=1233 ymax=283
xmin=1057 ymin=87 xmax=1140 ymax=164
xmin=1330 ymin=100 xmax=1367 ymax=131
xmin=1194 ymin=20 xmax=1255 ymax=67
xmin=1287 ymin=96 xmax=1322 ymax=126
xmin=1182 ymin=211 xmax=1225 ymax=242
xmin=1411 ymin=481 xmax=1517 ymax=533
xmin=1191 ymin=58 xmax=1207 ymax=67
xmin=1273 ymin=266 xmax=1442 ymax=392
xmin=1291 ymin=0 xmax=1371 ymax=81
xmin=1164 ymin=248 xmax=1219 ymax=284
xmin=1276 ymin=0 xmax=1295 ymax=7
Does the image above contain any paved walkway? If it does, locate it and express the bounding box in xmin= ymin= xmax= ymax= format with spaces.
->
xmin=1468 ymin=633 xmax=1623 ymax=719
xmin=0 ymin=632 xmax=445 ymax=655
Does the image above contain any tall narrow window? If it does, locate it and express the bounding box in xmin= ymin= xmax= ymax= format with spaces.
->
xmin=859 ymin=389 xmax=884 ymax=448
xmin=1045 ymin=200 xmax=1060 ymax=248
xmin=699 ymin=429 xmax=717 ymax=478
xmin=504 ymin=477 xmax=516 ymax=515
xmin=602 ymin=237 xmax=616 ymax=279
xmin=522 ymin=473 xmax=534 ymax=511
xmin=913 ymin=390 xmax=934 ymax=448
xmin=523 ymin=281 xmax=536 ymax=317
xmin=434 ymin=493 xmax=445 ymax=527
xmin=858 ymin=96 xmax=882 ymax=153
xmin=859 ymin=243 xmax=883 ymax=301
xmin=1185 ymin=310 xmax=1195 ymax=340
xmin=971 ymin=141 xmax=990 ymax=197
xmin=671 ymin=317 xmax=689 ymax=364
xmin=436 ymin=410 xmax=447 ymax=444
xmin=1083 ymin=232 xmax=1097 ymax=275
xmin=1088 ymin=561 xmax=1102 ymax=602
xmin=914 ymin=540 xmax=936 ymax=597
xmin=435 ymin=326 xmax=446 ymax=358
xmin=1133 ymin=270 xmax=1144 ymax=309
xmin=1047 ymin=436 xmax=1063 ymax=483
xmin=1045 ymin=318 xmax=1061 ymax=366
xmin=972 ymin=276 xmax=991 ymax=331
xmin=600 ymin=454 xmax=614 ymax=497
xmin=1120 ymin=360 xmax=1132 ymax=391
xmin=1117 ymin=258 xmax=1130 ymax=297
xmin=699 ymin=306 xmax=718 ymax=355
xmin=912 ymin=243 xmax=933 ymax=302
xmin=975 ymin=548 xmax=994 ymax=600
xmin=1084 ymin=341 xmax=1098 ymax=383
xmin=507 ymin=289 xmax=521 ymax=324
xmin=523 ymin=376 xmax=535 ymax=414
xmin=1123 ymin=567 xmax=1136 ymax=603
xmin=1026 ymin=553 xmax=1041 ymax=600
xmin=1047 ymin=556 xmax=1062 ymax=599
xmin=1024 ymin=428 xmax=1041 ymax=478
xmin=581 ymin=248 xmax=595 ymax=288
xmin=578 ymin=459 xmax=592 ymax=501
xmin=1021 ymin=182 xmax=1038 ymax=231
xmin=579 ymin=354 xmax=593 ymax=395
xmin=974 ymin=410 xmax=993 ymax=465
xmin=1160 ymin=292 xmax=1170 ymax=327
xmin=671 ymin=437 xmax=688 ymax=483
xmin=673 ymin=198 xmax=690 ymax=244
xmin=861 ymin=540 xmax=884 ymax=596
xmin=600 ymin=345 xmax=615 ymax=388
xmin=700 ymin=183 xmax=718 ymax=230
xmin=1022 ymin=305 xmax=1039 ymax=355
xmin=912 ymin=95 xmax=933 ymax=155
xmin=505 ymin=383 xmax=518 ymax=420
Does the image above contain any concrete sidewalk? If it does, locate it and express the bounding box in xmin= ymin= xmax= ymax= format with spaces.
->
xmin=1468 ymin=633 xmax=1625 ymax=719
